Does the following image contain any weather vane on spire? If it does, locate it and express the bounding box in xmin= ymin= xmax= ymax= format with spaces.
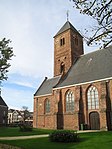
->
xmin=67 ymin=10 xmax=69 ymax=21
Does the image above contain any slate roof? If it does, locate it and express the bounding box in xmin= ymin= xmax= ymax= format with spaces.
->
xmin=0 ymin=96 xmax=8 ymax=107
xmin=54 ymin=21 xmax=82 ymax=37
xmin=55 ymin=45 xmax=112 ymax=88
xmin=8 ymin=109 xmax=15 ymax=113
xmin=34 ymin=76 xmax=61 ymax=96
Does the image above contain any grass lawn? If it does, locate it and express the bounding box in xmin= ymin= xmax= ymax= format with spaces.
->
xmin=0 ymin=131 xmax=112 ymax=149
xmin=0 ymin=127 xmax=53 ymax=137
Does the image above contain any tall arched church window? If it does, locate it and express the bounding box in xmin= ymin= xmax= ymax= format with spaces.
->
xmin=87 ymin=86 xmax=99 ymax=110
xmin=45 ymin=99 xmax=50 ymax=113
xmin=66 ymin=91 xmax=74 ymax=112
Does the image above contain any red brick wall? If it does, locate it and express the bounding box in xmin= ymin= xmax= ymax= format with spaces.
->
xmin=57 ymin=86 xmax=80 ymax=130
xmin=55 ymin=80 xmax=110 ymax=130
xmin=33 ymin=97 xmax=37 ymax=128
xmin=110 ymin=80 xmax=112 ymax=129
xmin=33 ymin=79 xmax=112 ymax=130
xmin=79 ymin=81 xmax=107 ymax=130
xmin=110 ymin=80 xmax=112 ymax=107
xmin=33 ymin=94 xmax=57 ymax=129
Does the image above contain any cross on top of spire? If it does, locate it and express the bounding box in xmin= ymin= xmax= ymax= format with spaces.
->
xmin=66 ymin=10 xmax=69 ymax=21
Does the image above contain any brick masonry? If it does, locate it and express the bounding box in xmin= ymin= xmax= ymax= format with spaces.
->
xmin=54 ymin=29 xmax=83 ymax=77
xmin=33 ymin=22 xmax=112 ymax=130
xmin=33 ymin=81 xmax=112 ymax=130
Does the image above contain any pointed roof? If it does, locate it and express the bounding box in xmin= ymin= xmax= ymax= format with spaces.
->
xmin=8 ymin=109 xmax=15 ymax=113
xmin=54 ymin=21 xmax=82 ymax=37
xmin=34 ymin=75 xmax=61 ymax=96
xmin=0 ymin=96 xmax=8 ymax=107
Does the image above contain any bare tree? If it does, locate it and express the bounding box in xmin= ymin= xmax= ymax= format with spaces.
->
xmin=19 ymin=106 xmax=32 ymax=131
xmin=21 ymin=106 xmax=30 ymax=123
xmin=71 ymin=0 xmax=112 ymax=48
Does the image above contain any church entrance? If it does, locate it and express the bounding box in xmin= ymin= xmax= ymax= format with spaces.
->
xmin=89 ymin=112 xmax=100 ymax=130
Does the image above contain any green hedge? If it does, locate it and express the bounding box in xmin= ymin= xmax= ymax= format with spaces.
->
xmin=49 ymin=130 xmax=79 ymax=143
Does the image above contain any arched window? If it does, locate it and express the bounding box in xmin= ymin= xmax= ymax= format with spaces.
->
xmin=66 ymin=91 xmax=74 ymax=112
xmin=60 ymin=62 xmax=65 ymax=73
xmin=87 ymin=86 xmax=99 ymax=110
xmin=45 ymin=99 xmax=50 ymax=113
xmin=60 ymin=38 xmax=65 ymax=46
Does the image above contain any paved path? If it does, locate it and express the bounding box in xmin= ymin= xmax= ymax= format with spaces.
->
xmin=0 ymin=130 xmax=101 ymax=140
xmin=0 ymin=134 xmax=49 ymax=140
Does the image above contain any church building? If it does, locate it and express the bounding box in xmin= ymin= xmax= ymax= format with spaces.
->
xmin=33 ymin=21 xmax=112 ymax=130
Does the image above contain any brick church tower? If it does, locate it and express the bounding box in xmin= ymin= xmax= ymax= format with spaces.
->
xmin=54 ymin=21 xmax=84 ymax=77
xmin=33 ymin=19 xmax=112 ymax=131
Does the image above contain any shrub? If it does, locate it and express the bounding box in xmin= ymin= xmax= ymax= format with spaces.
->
xmin=8 ymin=122 xmax=19 ymax=127
xmin=19 ymin=123 xmax=32 ymax=132
xmin=49 ymin=130 xmax=79 ymax=143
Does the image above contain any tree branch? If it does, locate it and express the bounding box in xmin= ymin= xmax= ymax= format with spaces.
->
xmin=98 ymin=0 xmax=112 ymax=17
xmin=104 ymin=39 xmax=112 ymax=48
xmin=88 ymin=30 xmax=112 ymax=45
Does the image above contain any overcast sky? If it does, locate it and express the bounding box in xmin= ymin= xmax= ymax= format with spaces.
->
xmin=0 ymin=0 xmax=98 ymax=111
